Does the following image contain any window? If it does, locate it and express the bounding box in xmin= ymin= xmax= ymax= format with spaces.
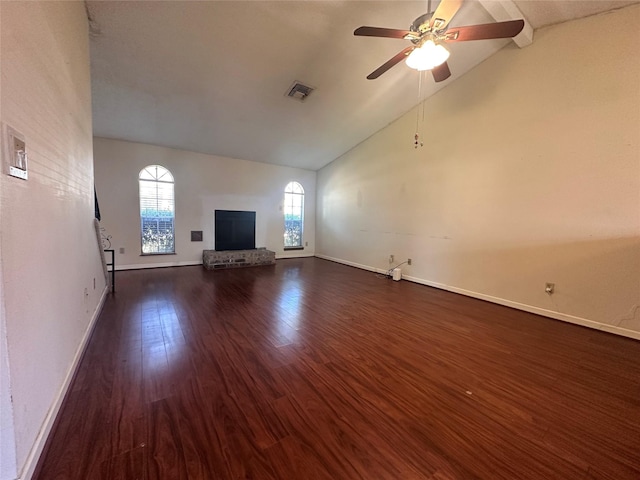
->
xmin=139 ymin=165 xmax=175 ymax=254
xmin=284 ymin=181 xmax=304 ymax=248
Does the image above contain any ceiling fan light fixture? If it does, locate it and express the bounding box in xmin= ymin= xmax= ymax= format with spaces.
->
xmin=405 ymin=40 xmax=450 ymax=71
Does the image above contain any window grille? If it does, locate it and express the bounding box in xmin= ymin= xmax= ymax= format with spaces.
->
xmin=284 ymin=181 xmax=304 ymax=248
xmin=139 ymin=165 xmax=175 ymax=254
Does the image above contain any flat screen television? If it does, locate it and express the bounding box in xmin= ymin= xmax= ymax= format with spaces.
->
xmin=215 ymin=210 xmax=256 ymax=251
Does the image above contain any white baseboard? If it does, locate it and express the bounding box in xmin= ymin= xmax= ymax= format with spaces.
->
xmin=19 ymin=286 xmax=109 ymax=480
xmin=314 ymin=254 xmax=640 ymax=341
xmin=115 ymin=260 xmax=201 ymax=271
xmin=276 ymin=252 xmax=315 ymax=259
xmin=116 ymin=255 xmax=317 ymax=270
xmin=314 ymin=254 xmax=387 ymax=274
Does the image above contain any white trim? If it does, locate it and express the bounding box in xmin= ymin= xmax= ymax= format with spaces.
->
xmin=19 ymin=285 xmax=109 ymax=480
xmin=314 ymin=254 xmax=384 ymax=274
xmin=276 ymin=252 xmax=315 ymax=260
xmin=116 ymin=255 xmax=320 ymax=269
xmin=114 ymin=260 xmax=201 ymax=271
xmin=314 ymin=254 xmax=640 ymax=341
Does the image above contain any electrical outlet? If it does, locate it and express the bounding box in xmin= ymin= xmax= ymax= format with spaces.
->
xmin=545 ymin=283 xmax=555 ymax=294
xmin=389 ymin=255 xmax=394 ymax=264
xmin=119 ymin=247 xmax=125 ymax=254
xmin=408 ymin=258 xmax=412 ymax=265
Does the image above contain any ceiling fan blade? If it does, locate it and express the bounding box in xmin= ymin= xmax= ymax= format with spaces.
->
xmin=367 ymin=46 xmax=414 ymax=80
xmin=431 ymin=62 xmax=451 ymax=82
xmin=354 ymin=26 xmax=414 ymax=39
xmin=444 ymin=19 xmax=525 ymax=42
xmin=430 ymin=0 xmax=463 ymax=30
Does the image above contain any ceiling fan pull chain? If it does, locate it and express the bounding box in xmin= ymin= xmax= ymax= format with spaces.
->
xmin=414 ymin=71 xmax=421 ymax=148
xmin=421 ymin=71 xmax=426 ymax=146
xmin=414 ymin=71 xmax=425 ymax=149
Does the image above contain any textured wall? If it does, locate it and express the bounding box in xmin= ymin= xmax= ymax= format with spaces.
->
xmin=316 ymin=5 xmax=640 ymax=337
xmin=0 ymin=2 xmax=107 ymax=478
xmin=93 ymin=137 xmax=317 ymax=269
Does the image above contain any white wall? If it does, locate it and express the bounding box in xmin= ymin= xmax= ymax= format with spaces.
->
xmin=93 ymin=138 xmax=316 ymax=269
xmin=0 ymin=2 xmax=107 ymax=479
xmin=0 ymin=269 xmax=16 ymax=480
xmin=316 ymin=5 xmax=640 ymax=338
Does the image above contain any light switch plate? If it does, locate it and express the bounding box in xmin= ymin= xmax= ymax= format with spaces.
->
xmin=3 ymin=123 xmax=28 ymax=180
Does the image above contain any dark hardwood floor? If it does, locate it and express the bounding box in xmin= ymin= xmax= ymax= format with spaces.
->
xmin=34 ymin=258 xmax=640 ymax=479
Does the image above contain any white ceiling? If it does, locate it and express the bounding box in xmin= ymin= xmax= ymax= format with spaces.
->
xmin=88 ymin=0 xmax=638 ymax=171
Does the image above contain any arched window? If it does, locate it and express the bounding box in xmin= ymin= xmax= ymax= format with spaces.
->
xmin=139 ymin=165 xmax=175 ymax=254
xmin=284 ymin=181 xmax=304 ymax=248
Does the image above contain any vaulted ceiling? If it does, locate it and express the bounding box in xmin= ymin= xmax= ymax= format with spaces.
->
xmin=88 ymin=1 xmax=637 ymax=170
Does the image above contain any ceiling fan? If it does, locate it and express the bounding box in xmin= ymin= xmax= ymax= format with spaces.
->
xmin=354 ymin=0 xmax=525 ymax=82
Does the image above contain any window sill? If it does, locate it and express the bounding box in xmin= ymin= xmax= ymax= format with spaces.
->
xmin=284 ymin=247 xmax=304 ymax=251
xmin=140 ymin=252 xmax=177 ymax=256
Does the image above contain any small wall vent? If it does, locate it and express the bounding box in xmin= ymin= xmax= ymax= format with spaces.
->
xmin=286 ymin=81 xmax=315 ymax=102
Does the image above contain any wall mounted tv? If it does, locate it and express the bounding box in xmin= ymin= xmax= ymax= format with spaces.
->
xmin=215 ymin=210 xmax=256 ymax=251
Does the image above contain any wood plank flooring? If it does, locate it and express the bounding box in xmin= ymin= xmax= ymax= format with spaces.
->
xmin=34 ymin=258 xmax=640 ymax=479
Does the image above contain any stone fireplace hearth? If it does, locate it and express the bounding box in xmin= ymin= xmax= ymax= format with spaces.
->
xmin=202 ymin=248 xmax=275 ymax=270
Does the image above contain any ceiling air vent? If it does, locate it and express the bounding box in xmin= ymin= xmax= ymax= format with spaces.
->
xmin=286 ymin=81 xmax=315 ymax=102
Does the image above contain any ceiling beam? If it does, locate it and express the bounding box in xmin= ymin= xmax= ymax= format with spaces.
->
xmin=478 ymin=0 xmax=533 ymax=47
